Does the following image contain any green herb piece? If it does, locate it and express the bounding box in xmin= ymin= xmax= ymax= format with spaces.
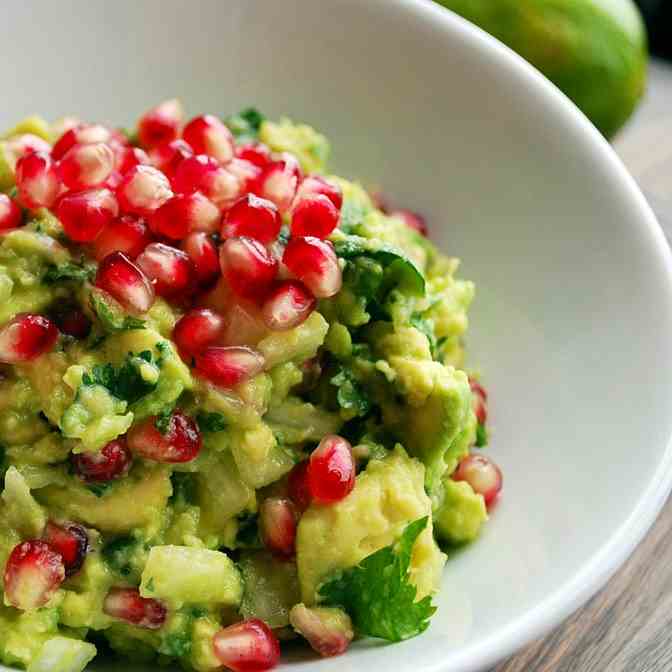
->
xmin=196 ymin=411 xmax=227 ymax=433
xmin=82 ymin=350 xmax=159 ymax=404
xmin=90 ymin=290 xmax=146 ymax=332
xmin=170 ymin=472 xmax=197 ymax=507
xmin=235 ymin=513 xmax=261 ymax=549
xmin=102 ymin=536 xmax=138 ymax=578
xmin=86 ymin=482 xmax=111 ymax=498
xmin=475 ymin=423 xmax=488 ymax=448
xmin=410 ymin=313 xmax=438 ymax=359
xmin=225 ymin=107 xmax=265 ymax=143
xmin=330 ymin=366 xmax=371 ymax=417
xmin=155 ymin=406 xmax=174 ymax=434
xmin=338 ymin=198 xmax=368 ymax=234
xmin=319 ymin=516 xmax=436 ymax=642
xmin=43 ymin=262 xmax=96 ymax=285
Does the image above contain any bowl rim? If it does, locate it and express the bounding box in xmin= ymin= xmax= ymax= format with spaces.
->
xmin=390 ymin=0 xmax=672 ymax=669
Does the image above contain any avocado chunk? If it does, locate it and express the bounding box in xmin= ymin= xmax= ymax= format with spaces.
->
xmin=434 ymin=479 xmax=488 ymax=544
xmin=259 ymin=118 xmax=330 ymax=173
xmin=27 ymin=637 xmax=97 ymax=672
xmin=1 ymin=467 xmax=46 ymax=538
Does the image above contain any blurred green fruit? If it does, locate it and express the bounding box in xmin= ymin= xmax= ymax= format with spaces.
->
xmin=436 ymin=0 xmax=648 ymax=138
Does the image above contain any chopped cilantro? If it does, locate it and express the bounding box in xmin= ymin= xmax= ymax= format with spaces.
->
xmin=102 ymin=536 xmax=139 ymax=578
xmin=90 ymin=291 xmax=146 ymax=332
xmin=170 ymin=472 xmax=197 ymax=507
xmin=82 ymin=350 xmax=159 ymax=404
xmin=410 ymin=313 xmax=438 ymax=359
xmin=145 ymin=577 xmax=155 ymax=592
xmin=319 ymin=517 xmax=436 ymax=642
xmin=196 ymin=411 xmax=227 ymax=433
xmin=155 ymin=407 xmax=174 ymax=434
xmin=338 ymin=198 xmax=368 ymax=235
xmin=43 ymin=262 xmax=96 ymax=285
xmin=331 ymin=365 xmax=371 ymax=417
xmin=225 ymin=107 xmax=265 ymax=144
xmin=344 ymin=257 xmax=384 ymax=300
xmin=86 ymin=482 xmax=111 ymax=498
xmin=475 ymin=423 xmax=488 ymax=448
xmin=160 ymin=631 xmax=192 ymax=658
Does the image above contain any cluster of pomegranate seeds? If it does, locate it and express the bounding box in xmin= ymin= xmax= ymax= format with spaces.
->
xmin=71 ymin=438 xmax=133 ymax=483
xmin=0 ymin=193 xmax=22 ymax=231
xmin=0 ymin=313 xmax=59 ymax=363
xmin=43 ymin=521 xmax=89 ymax=577
xmin=103 ymin=587 xmax=167 ymax=629
xmin=260 ymin=497 xmax=298 ymax=557
xmin=307 ymin=435 xmax=356 ymax=504
xmin=212 ymin=618 xmax=281 ymax=672
xmin=453 ymin=453 xmax=503 ymax=508
xmin=127 ymin=410 xmax=202 ymax=463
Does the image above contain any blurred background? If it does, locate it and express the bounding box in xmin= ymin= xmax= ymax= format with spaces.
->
xmin=638 ymin=0 xmax=671 ymax=58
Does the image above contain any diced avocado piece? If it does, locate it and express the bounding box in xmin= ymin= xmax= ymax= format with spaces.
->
xmin=0 ymin=378 xmax=51 ymax=446
xmin=0 ymin=142 xmax=15 ymax=192
xmin=296 ymin=447 xmax=445 ymax=604
xmin=1 ymin=467 xmax=46 ymax=538
xmin=239 ymin=552 xmax=301 ymax=628
xmin=258 ymin=311 xmax=328 ymax=368
xmin=268 ymin=362 xmax=303 ymax=405
xmin=27 ymin=637 xmax=96 ymax=672
xmin=190 ymin=617 xmax=222 ymax=672
xmin=264 ymin=397 xmax=343 ymax=445
xmin=2 ymin=116 xmax=51 ymax=141
xmin=434 ymin=479 xmax=487 ymax=544
xmin=0 ymin=605 xmax=61 ymax=669
xmin=140 ymin=545 xmax=242 ymax=607
xmin=259 ymin=118 xmax=329 ymax=173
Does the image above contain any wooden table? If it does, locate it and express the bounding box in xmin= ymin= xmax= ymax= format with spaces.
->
xmin=495 ymin=59 xmax=672 ymax=672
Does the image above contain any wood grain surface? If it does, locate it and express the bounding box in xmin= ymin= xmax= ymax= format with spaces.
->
xmin=495 ymin=59 xmax=672 ymax=672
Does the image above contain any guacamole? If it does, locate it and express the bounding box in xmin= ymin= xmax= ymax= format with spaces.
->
xmin=0 ymin=102 xmax=501 ymax=671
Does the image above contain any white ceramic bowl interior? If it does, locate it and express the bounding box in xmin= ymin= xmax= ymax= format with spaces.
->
xmin=2 ymin=1 xmax=672 ymax=671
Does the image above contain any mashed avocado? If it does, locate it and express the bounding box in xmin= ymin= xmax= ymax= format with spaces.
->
xmin=0 ymin=105 xmax=495 ymax=671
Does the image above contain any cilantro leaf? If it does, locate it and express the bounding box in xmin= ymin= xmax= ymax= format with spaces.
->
xmin=43 ymin=262 xmax=96 ymax=285
xmin=86 ymin=482 xmax=112 ymax=498
xmin=319 ymin=516 xmax=436 ymax=642
xmin=155 ymin=406 xmax=174 ymax=434
xmin=410 ymin=313 xmax=438 ymax=359
xmin=170 ymin=472 xmax=197 ymax=507
xmin=196 ymin=411 xmax=227 ymax=433
xmin=330 ymin=366 xmax=371 ymax=417
xmin=338 ymin=198 xmax=368 ymax=234
xmin=225 ymin=107 xmax=265 ymax=143
xmin=82 ymin=350 xmax=158 ymax=404
xmin=475 ymin=422 xmax=488 ymax=448
xmin=90 ymin=290 xmax=146 ymax=333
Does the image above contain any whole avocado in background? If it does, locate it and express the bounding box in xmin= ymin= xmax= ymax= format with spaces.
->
xmin=436 ymin=0 xmax=648 ymax=138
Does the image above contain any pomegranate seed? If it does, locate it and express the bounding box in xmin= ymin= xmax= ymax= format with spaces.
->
xmin=200 ymin=166 xmax=243 ymax=211
xmin=136 ymin=242 xmax=194 ymax=298
xmin=71 ymin=438 xmax=132 ymax=483
xmin=287 ymin=461 xmax=312 ymax=513
xmin=173 ymin=154 xmax=219 ymax=193
xmin=138 ymin=99 xmax=183 ymax=149
xmin=56 ymin=188 xmax=119 ymax=243
xmin=15 ymin=152 xmax=60 ymax=209
xmin=114 ymin=146 xmax=151 ymax=175
xmin=255 ymin=154 xmax=302 ymax=214
xmin=261 ymin=280 xmax=316 ymax=331
xmin=195 ymin=346 xmax=265 ymax=388
xmin=453 ymin=453 xmax=502 ymax=508
xmin=43 ymin=522 xmax=89 ymax=577
xmin=92 ymin=215 xmax=153 ymax=261
xmin=227 ymin=158 xmax=262 ymax=193
xmin=291 ymin=194 xmax=339 ymax=239
xmin=51 ymin=124 xmax=112 ymax=161
xmin=173 ymin=308 xmax=224 ymax=359
xmin=5 ymin=134 xmax=51 ymax=163
xmin=0 ymin=194 xmax=23 ymax=231
xmin=260 ymin=497 xmax=297 ymax=557
xmin=117 ymin=165 xmax=173 ymax=217
xmin=182 ymin=114 xmax=234 ymax=164
xmin=150 ymin=139 xmax=194 ymax=177
xmin=95 ymin=251 xmax=155 ymax=314
xmin=58 ymin=142 xmax=114 ymax=190
xmin=150 ymin=192 xmax=220 ymax=239
xmin=390 ymin=209 xmax=428 ymax=236
xmin=181 ymin=233 xmax=220 ymax=287
xmin=127 ymin=410 xmax=202 ymax=463
xmin=56 ymin=309 xmax=91 ymax=339
xmin=295 ymin=175 xmax=343 ymax=210
xmin=222 ymin=194 xmax=281 ymax=244
xmin=105 ymin=170 xmax=123 ymax=191
xmin=308 ymin=435 xmax=355 ymax=504
xmin=0 ymin=313 xmax=58 ymax=363
xmin=4 ymin=541 xmax=65 ymax=610
xmin=469 ymin=378 xmax=488 ymax=425
xmin=219 ymin=237 xmax=278 ymax=302
xmin=103 ymin=587 xmax=167 ymax=629
xmin=289 ymin=604 xmax=354 ymax=658
xmin=212 ymin=618 xmax=280 ymax=672
xmin=236 ymin=142 xmax=272 ymax=168
xmin=282 ymin=237 xmax=342 ymax=299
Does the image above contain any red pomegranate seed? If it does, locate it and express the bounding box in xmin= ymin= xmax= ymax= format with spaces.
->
xmin=0 ymin=194 xmax=23 ymax=231
xmin=287 ymin=461 xmax=312 ymax=513
xmin=469 ymin=378 xmax=488 ymax=425
xmin=200 ymin=166 xmax=243 ymax=211
xmin=4 ymin=541 xmax=65 ymax=610
xmin=0 ymin=313 xmax=58 ymax=363
xmin=295 ymin=175 xmax=343 ymax=210
xmin=173 ymin=308 xmax=224 ymax=359
xmin=255 ymin=154 xmax=302 ymax=214
xmin=453 ymin=453 xmax=502 ymax=508
xmin=116 ymin=165 xmax=173 ymax=217
xmin=92 ymin=215 xmax=153 ymax=261
xmin=227 ymin=158 xmax=262 ymax=193
xmin=114 ymin=146 xmax=151 ymax=175
xmin=289 ymin=604 xmax=353 ymax=658
xmin=71 ymin=438 xmax=132 ymax=483
xmin=150 ymin=192 xmax=220 ymax=239
xmin=56 ymin=188 xmax=119 ymax=243
xmin=15 ymin=152 xmax=60 ymax=209
xmin=5 ymin=134 xmax=51 ymax=163
xmin=282 ymin=237 xmax=342 ymax=299
xmin=212 ymin=618 xmax=280 ymax=672
xmin=127 ymin=410 xmax=202 ymax=463
xmin=51 ymin=124 xmax=112 ymax=161
xmin=291 ymin=194 xmax=339 ymax=239
xmin=95 ymin=251 xmax=155 ymax=314
xmin=308 ymin=435 xmax=355 ymax=504
xmin=150 ymin=139 xmax=194 ymax=178
xmin=136 ymin=242 xmax=194 ymax=298
xmin=221 ymin=194 xmax=281 ymax=244
xmin=56 ymin=309 xmax=91 ymax=339
xmin=138 ymin=99 xmax=183 ymax=150
xmin=219 ymin=237 xmax=278 ymax=302
xmin=173 ymin=154 xmax=219 ymax=195
xmin=195 ymin=346 xmax=265 ymax=388
xmin=260 ymin=497 xmax=297 ymax=557
xmin=236 ymin=142 xmax=272 ymax=168
xmin=181 ymin=233 xmax=220 ymax=287
xmin=105 ymin=170 xmax=123 ymax=191
xmin=43 ymin=522 xmax=89 ymax=578
xmin=103 ymin=587 xmax=167 ymax=629
xmin=58 ymin=142 xmax=114 ymax=190
xmin=261 ymin=280 xmax=316 ymax=331
xmin=182 ymin=114 xmax=234 ymax=165
xmin=390 ymin=209 xmax=428 ymax=236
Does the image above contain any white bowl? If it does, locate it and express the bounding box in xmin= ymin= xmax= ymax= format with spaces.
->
xmin=2 ymin=1 xmax=672 ymax=671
